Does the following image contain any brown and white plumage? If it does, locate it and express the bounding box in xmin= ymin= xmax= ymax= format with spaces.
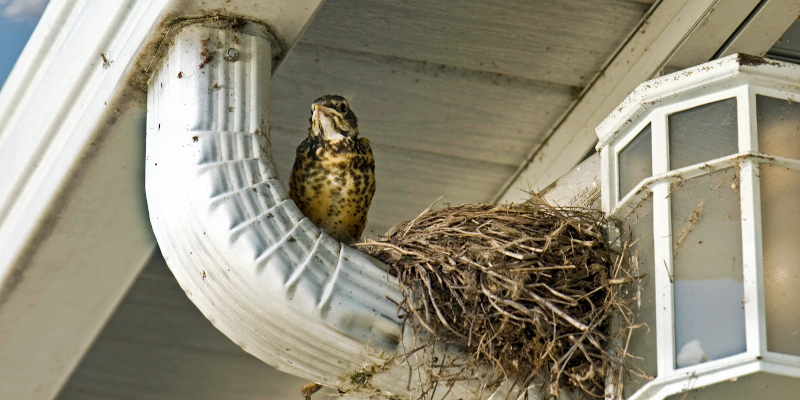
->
xmin=289 ymin=95 xmax=375 ymax=243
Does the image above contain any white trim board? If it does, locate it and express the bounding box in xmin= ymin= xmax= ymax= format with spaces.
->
xmin=0 ymin=1 xmax=323 ymax=399
xmin=494 ymin=0 xmax=796 ymax=204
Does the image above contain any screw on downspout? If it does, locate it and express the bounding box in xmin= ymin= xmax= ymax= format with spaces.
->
xmin=224 ymin=48 xmax=239 ymax=62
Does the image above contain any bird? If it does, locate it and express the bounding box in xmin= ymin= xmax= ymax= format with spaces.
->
xmin=289 ymin=95 xmax=376 ymax=244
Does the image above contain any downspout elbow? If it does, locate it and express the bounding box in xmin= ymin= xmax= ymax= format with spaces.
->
xmin=144 ymin=22 xmax=516 ymax=400
xmin=145 ymin=23 xmax=402 ymax=385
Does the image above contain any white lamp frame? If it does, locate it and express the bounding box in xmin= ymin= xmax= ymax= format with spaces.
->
xmin=597 ymin=54 xmax=800 ymax=399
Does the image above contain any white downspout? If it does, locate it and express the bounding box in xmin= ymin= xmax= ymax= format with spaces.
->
xmin=145 ymin=22 xmax=517 ymax=399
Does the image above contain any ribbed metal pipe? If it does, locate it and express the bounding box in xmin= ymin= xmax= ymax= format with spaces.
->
xmin=145 ymin=23 xmax=516 ymax=399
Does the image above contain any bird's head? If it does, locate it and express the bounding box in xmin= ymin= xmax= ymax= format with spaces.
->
xmin=309 ymin=94 xmax=358 ymax=142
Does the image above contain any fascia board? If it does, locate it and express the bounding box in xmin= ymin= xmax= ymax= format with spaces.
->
xmin=0 ymin=1 xmax=323 ymax=399
xmin=0 ymin=0 xmax=325 ymax=288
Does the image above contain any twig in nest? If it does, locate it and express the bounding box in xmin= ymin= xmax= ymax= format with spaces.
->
xmin=300 ymin=382 xmax=322 ymax=400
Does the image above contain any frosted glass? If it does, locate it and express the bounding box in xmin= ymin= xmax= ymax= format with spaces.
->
xmin=670 ymin=168 xmax=745 ymax=368
xmin=669 ymin=98 xmax=738 ymax=170
xmin=761 ymin=165 xmax=800 ymax=356
xmin=621 ymin=195 xmax=657 ymax=398
xmin=618 ymin=124 xmax=652 ymax=200
xmin=757 ymin=95 xmax=800 ymax=160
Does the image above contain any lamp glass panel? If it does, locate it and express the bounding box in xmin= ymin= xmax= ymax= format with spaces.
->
xmin=761 ymin=164 xmax=800 ymax=356
xmin=669 ymin=98 xmax=738 ymax=170
xmin=618 ymin=124 xmax=652 ymax=200
xmin=621 ymin=195 xmax=657 ymax=398
xmin=671 ymin=168 xmax=745 ymax=368
xmin=757 ymin=95 xmax=800 ymax=159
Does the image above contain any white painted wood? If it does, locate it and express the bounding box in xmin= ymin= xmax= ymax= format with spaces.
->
xmin=0 ymin=1 xmax=169 ymax=398
xmin=0 ymin=0 xmax=165 ymax=293
xmin=57 ymin=252 xmax=318 ymax=400
xmin=766 ymin=20 xmax=800 ymax=62
xmin=740 ymin=159 xmax=765 ymax=357
xmin=600 ymin=147 xmax=613 ymax=214
xmin=0 ymin=107 xmax=156 ymax=400
xmin=495 ymin=0 xmax=772 ymax=204
xmin=717 ymin=0 xmax=800 ymax=58
xmin=271 ymin=43 xmax=573 ymax=167
xmin=0 ymin=1 xmax=323 ymax=399
xmin=364 ymin=142 xmax=518 ymax=234
xmin=167 ymin=0 xmax=325 ymax=55
xmin=536 ymin=152 xmax=601 ymax=209
xmin=737 ymin=89 xmax=765 ymax=359
xmin=664 ymin=0 xmax=761 ymax=71
xmin=297 ymin=0 xmax=652 ymax=87
xmin=651 ymin=180 xmax=675 ymax=376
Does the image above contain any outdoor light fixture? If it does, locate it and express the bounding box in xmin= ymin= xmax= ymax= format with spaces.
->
xmin=597 ymin=54 xmax=800 ymax=399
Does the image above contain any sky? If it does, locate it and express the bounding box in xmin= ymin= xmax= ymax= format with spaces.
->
xmin=0 ymin=0 xmax=50 ymax=88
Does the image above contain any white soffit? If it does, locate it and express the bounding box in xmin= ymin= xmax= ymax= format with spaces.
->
xmin=0 ymin=1 xmax=323 ymax=399
xmin=494 ymin=0 xmax=800 ymax=204
xmin=764 ymin=20 xmax=800 ymax=63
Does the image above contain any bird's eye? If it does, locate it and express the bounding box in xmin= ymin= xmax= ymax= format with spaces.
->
xmin=337 ymin=103 xmax=348 ymax=114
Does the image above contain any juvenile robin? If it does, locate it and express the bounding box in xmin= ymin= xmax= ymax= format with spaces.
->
xmin=289 ymin=95 xmax=375 ymax=243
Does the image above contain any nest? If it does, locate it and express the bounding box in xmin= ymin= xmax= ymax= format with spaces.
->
xmin=359 ymin=201 xmax=638 ymax=399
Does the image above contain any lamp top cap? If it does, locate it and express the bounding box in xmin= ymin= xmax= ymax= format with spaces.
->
xmin=595 ymin=53 xmax=800 ymax=149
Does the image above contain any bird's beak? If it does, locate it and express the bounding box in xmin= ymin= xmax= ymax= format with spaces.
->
xmin=312 ymin=104 xmax=340 ymax=119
